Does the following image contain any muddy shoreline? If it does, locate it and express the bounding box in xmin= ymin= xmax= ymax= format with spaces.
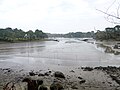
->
xmin=1 ymin=66 xmax=120 ymax=90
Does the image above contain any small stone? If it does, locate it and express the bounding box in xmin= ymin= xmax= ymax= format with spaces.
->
xmin=49 ymin=71 xmax=52 ymax=73
xmin=8 ymin=70 xmax=11 ymax=72
xmin=70 ymin=70 xmax=75 ymax=73
xmin=102 ymin=82 xmax=105 ymax=83
xmin=44 ymin=72 xmax=50 ymax=76
xmin=78 ymin=77 xmax=83 ymax=79
xmin=29 ymin=71 xmax=35 ymax=76
xmin=79 ymin=79 xmax=86 ymax=84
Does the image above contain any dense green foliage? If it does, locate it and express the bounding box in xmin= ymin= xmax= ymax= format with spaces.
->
xmin=95 ymin=25 xmax=120 ymax=41
xmin=0 ymin=27 xmax=48 ymax=42
xmin=64 ymin=31 xmax=94 ymax=38
xmin=47 ymin=31 xmax=95 ymax=38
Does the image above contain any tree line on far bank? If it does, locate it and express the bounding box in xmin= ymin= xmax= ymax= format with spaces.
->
xmin=47 ymin=25 xmax=120 ymax=41
xmin=95 ymin=25 xmax=120 ymax=41
xmin=47 ymin=31 xmax=95 ymax=38
xmin=0 ymin=27 xmax=48 ymax=42
xmin=1 ymin=25 xmax=120 ymax=42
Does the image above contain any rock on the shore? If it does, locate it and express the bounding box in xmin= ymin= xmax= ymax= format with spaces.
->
xmin=79 ymin=79 xmax=86 ymax=84
xmin=78 ymin=76 xmax=83 ymax=79
xmin=38 ymin=73 xmax=45 ymax=76
xmin=110 ymin=74 xmax=120 ymax=85
xmin=29 ymin=71 xmax=36 ymax=76
xmin=54 ymin=71 xmax=65 ymax=79
xmin=105 ymin=46 xmax=114 ymax=53
xmin=38 ymin=85 xmax=48 ymax=90
xmin=50 ymin=82 xmax=64 ymax=90
xmin=22 ymin=78 xmax=44 ymax=90
xmin=81 ymin=67 xmax=93 ymax=71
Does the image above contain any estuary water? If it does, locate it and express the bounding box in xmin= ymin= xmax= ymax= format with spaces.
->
xmin=0 ymin=38 xmax=120 ymax=71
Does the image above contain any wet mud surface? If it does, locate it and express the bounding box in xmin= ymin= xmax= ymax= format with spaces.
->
xmin=1 ymin=66 xmax=120 ymax=90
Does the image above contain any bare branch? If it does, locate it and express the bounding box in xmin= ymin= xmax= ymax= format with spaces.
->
xmin=106 ymin=0 xmax=116 ymax=13
xmin=96 ymin=0 xmax=120 ymax=24
xmin=117 ymin=3 xmax=120 ymax=17
xmin=96 ymin=9 xmax=120 ymax=19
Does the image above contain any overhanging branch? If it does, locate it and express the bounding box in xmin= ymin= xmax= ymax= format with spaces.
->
xmin=96 ymin=9 xmax=120 ymax=19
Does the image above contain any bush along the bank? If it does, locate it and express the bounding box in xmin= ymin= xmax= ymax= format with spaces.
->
xmin=95 ymin=25 xmax=120 ymax=41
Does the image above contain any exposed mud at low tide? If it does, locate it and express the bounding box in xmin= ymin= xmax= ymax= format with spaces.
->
xmin=1 ymin=66 xmax=120 ymax=90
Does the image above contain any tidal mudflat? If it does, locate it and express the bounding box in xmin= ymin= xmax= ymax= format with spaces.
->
xmin=0 ymin=38 xmax=120 ymax=90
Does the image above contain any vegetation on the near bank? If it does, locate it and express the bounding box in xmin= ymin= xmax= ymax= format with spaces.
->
xmin=95 ymin=25 xmax=120 ymax=41
xmin=0 ymin=27 xmax=48 ymax=42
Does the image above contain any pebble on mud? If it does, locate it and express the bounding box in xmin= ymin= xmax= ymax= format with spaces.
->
xmin=29 ymin=71 xmax=36 ymax=76
xmin=79 ymin=79 xmax=86 ymax=84
xmin=78 ymin=76 xmax=83 ymax=79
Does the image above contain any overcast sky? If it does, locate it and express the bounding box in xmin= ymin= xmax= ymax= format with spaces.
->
xmin=0 ymin=0 xmax=118 ymax=33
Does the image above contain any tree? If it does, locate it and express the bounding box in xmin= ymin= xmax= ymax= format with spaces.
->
xmin=26 ymin=30 xmax=35 ymax=40
xmin=0 ymin=27 xmax=48 ymax=42
xmin=4 ymin=27 xmax=15 ymax=41
xmin=96 ymin=0 xmax=120 ymax=24
xmin=95 ymin=25 xmax=120 ymax=41
xmin=13 ymin=28 xmax=25 ymax=40
xmin=95 ymin=30 xmax=106 ymax=40
xmin=35 ymin=29 xmax=48 ymax=39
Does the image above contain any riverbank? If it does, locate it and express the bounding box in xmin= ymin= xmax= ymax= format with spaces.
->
xmin=1 ymin=66 xmax=120 ymax=90
xmin=0 ymin=38 xmax=59 ymax=43
xmin=95 ymin=40 xmax=120 ymax=55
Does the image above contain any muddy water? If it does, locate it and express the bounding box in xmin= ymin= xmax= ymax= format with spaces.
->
xmin=0 ymin=38 xmax=120 ymax=71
